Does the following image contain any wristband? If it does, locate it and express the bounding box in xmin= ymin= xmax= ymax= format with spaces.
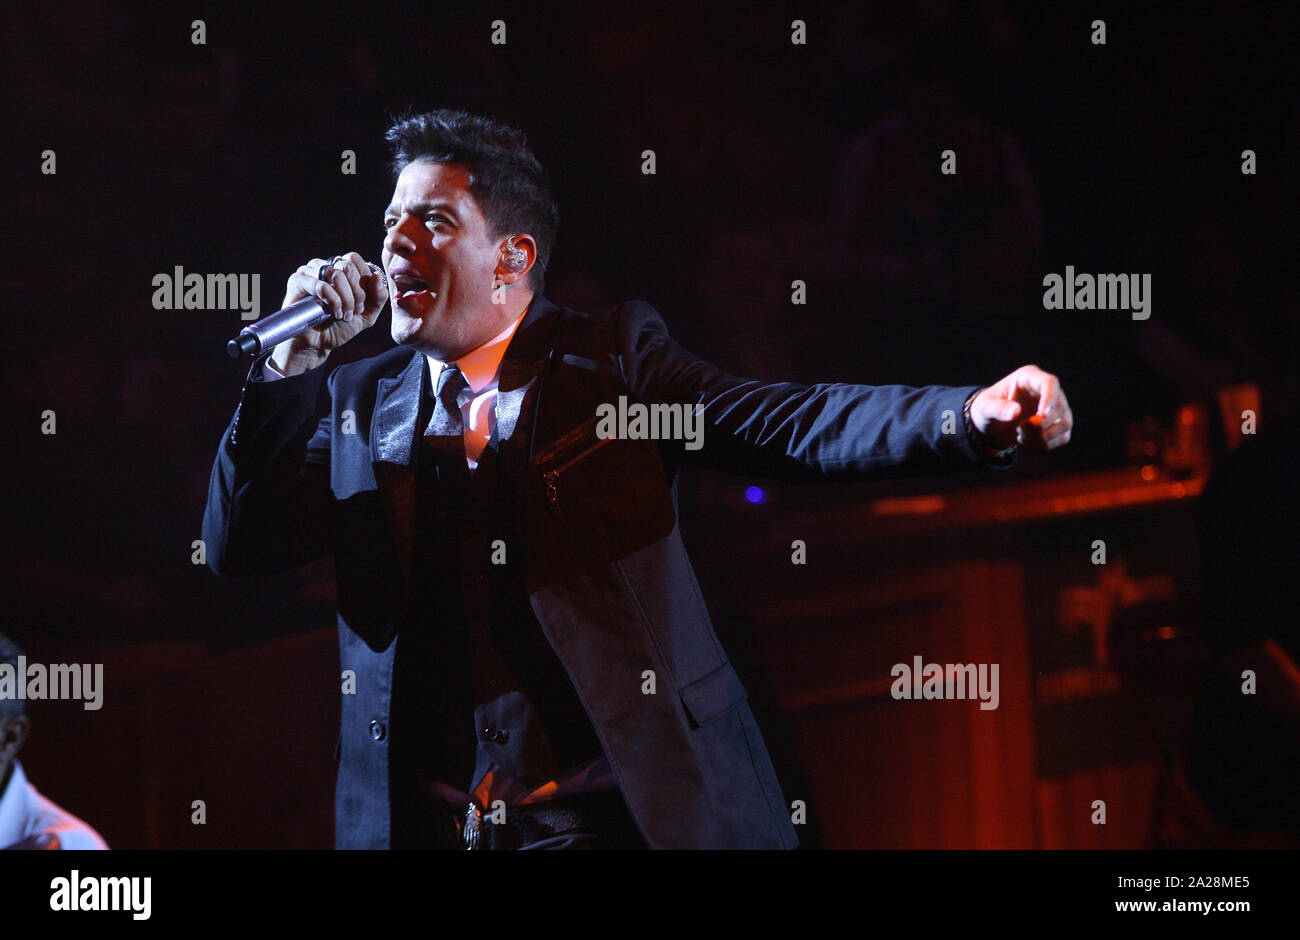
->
xmin=963 ymin=388 xmax=1017 ymax=460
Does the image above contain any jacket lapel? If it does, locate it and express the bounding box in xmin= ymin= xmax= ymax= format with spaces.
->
xmin=370 ymin=348 xmax=426 ymax=586
xmin=492 ymin=295 xmax=562 ymax=470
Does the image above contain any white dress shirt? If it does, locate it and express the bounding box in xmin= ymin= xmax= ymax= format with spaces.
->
xmin=0 ymin=760 xmax=109 ymax=850
xmin=262 ymin=310 xmax=528 ymax=472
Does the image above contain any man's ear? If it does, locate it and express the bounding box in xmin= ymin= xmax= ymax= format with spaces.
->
xmin=493 ymin=234 xmax=538 ymax=288
xmin=0 ymin=715 xmax=31 ymax=761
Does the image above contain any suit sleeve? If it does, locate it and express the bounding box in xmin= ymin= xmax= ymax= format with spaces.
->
xmin=201 ymin=354 xmax=338 ymax=576
xmin=613 ymin=300 xmax=1016 ymax=481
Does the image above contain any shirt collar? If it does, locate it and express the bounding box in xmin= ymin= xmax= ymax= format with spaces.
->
xmin=0 ymin=760 xmax=32 ymax=848
xmin=426 ymin=305 xmax=529 ymax=395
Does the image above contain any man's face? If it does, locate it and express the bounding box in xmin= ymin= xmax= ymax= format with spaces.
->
xmin=0 ymin=713 xmax=30 ymax=788
xmin=382 ymin=161 xmax=516 ymax=360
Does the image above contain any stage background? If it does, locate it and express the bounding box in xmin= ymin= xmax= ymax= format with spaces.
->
xmin=6 ymin=0 xmax=1295 ymax=849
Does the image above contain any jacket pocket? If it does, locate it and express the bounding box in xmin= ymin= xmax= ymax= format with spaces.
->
xmin=679 ymin=661 xmax=748 ymax=730
xmin=533 ymin=415 xmax=617 ymax=516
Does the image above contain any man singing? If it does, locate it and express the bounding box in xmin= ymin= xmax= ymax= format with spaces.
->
xmin=203 ymin=109 xmax=1073 ymax=849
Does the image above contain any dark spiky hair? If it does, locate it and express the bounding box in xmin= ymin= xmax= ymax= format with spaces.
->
xmin=385 ymin=109 xmax=558 ymax=293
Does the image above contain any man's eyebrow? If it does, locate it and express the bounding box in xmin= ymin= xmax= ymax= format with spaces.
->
xmin=383 ymin=199 xmax=460 ymax=219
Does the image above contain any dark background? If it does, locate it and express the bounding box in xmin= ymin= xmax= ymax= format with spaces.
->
xmin=3 ymin=1 xmax=1295 ymax=849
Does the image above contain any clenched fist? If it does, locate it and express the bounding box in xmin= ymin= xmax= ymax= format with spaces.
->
xmin=970 ymin=365 xmax=1073 ymax=451
xmin=270 ymin=251 xmax=389 ymax=376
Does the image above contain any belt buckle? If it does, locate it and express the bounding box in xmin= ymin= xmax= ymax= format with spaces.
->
xmin=462 ymin=801 xmax=484 ymax=851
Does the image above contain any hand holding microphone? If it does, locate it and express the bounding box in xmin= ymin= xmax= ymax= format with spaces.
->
xmin=226 ymin=252 xmax=391 ymax=376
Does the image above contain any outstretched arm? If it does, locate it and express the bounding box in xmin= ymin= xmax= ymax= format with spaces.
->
xmin=614 ymin=300 xmax=1072 ymax=481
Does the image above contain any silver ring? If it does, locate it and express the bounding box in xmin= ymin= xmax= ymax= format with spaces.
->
xmin=316 ymin=262 xmax=332 ymax=282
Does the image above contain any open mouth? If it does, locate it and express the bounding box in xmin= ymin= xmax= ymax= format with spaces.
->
xmin=392 ymin=274 xmax=437 ymax=305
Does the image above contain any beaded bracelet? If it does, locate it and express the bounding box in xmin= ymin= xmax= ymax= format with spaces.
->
xmin=963 ymin=388 xmax=1018 ymax=461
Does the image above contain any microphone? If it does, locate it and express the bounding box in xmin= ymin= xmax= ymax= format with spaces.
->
xmin=226 ymin=297 xmax=333 ymax=359
xmin=225 ymin=262 xmax=389 ymax=359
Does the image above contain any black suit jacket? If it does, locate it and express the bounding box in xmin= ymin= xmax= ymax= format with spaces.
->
xmin=202 ymin=295 xmax=1010 ymax=848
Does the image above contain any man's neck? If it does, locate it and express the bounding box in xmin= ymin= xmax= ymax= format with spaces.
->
xmin=427 ymin=297 xmax=532 ymax=391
